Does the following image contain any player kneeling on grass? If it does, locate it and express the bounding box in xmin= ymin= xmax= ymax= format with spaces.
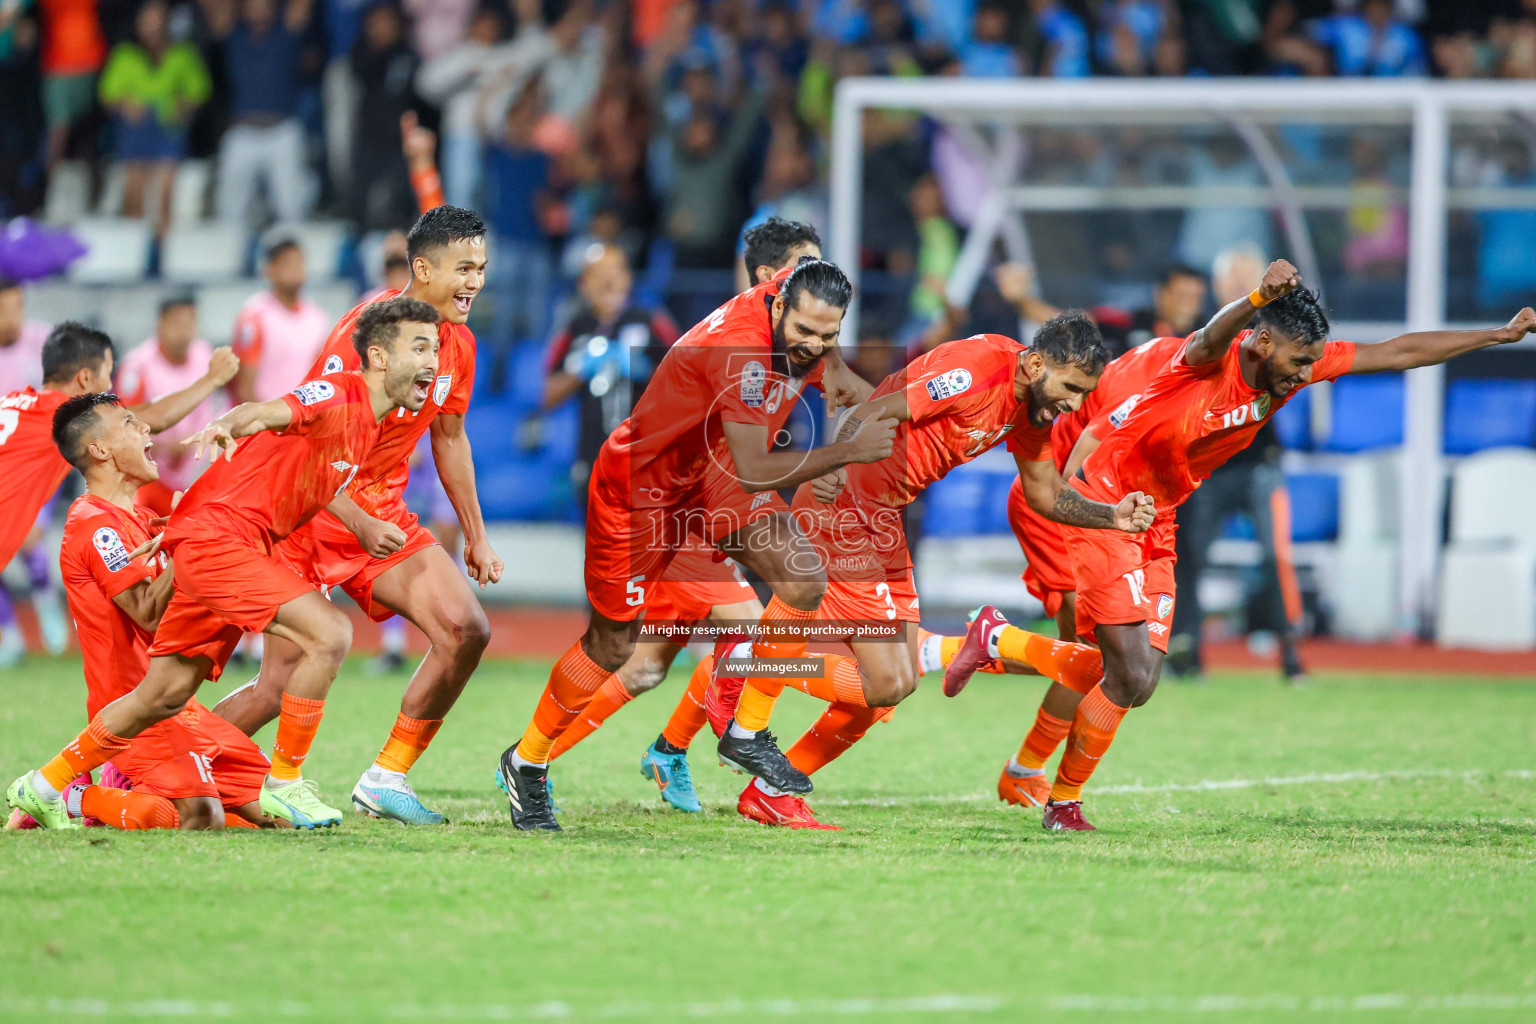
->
xmin=6 ymin=297 xmax=443 ymax=831
xmin=5 ymin=394 xmax=279 ymax=830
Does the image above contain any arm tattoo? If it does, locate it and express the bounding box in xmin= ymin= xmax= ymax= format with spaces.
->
xmin=835 ymin=415 xmax=863 ymax=443
xmin=1048 ymin=484 xmax=1117 ymax=528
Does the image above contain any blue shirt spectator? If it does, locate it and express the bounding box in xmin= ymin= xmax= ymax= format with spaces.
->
xmin=1310 ymin=0 xmax=1426 ymax=77
xmin=1096 ymin=1 xmax=1166 ymax=70
xmin=961 ymin=2 xmax=1020 ymax=78
xmin=321 ymin=0 xmax=369 ymax=59
xmin=484 ymin=145 xmax=550 ymax=242
xmin=1031 ymin=0 xmax=1091 ymax=78
xmin=226 ymin=17 xmax=302 ymax=119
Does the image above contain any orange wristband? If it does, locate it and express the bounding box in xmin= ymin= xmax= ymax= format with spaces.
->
xmin=1248 ymin=289 xmax=1271 ymax=308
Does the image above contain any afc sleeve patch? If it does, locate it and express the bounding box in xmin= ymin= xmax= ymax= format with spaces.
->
xmin=93 ymin=527 xmax=131 ymax=572
xmin=1108 ymin=393 xmax=1143 ymax=429
xmin=291 ymin=380 xmax=337 ymax=406
xmin=323 ymin=354 xmax=344 ymax=375
xmin=924 ymin=368 xmax=973 ymax=402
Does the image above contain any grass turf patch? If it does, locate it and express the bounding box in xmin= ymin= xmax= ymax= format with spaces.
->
xmin=1 ymin=655 xmax=1533 ymax=1023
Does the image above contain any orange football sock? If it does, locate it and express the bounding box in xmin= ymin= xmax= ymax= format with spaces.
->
xmin=1017 ymin=707 xmax=1072 ymax=770
xmin=80 ymin=786 xmax=180 ymax=830
xmin=517 ymin=642 xmax=609 ymax=764
xmin=221 ymin=811 xmax=260 ymax=829
xmin=40 ymin=717 xmax=133 ymax=792
xmin=783 ymin=654 xmax=867 ymax=706
xmin=374 ymin=712 xmax=444 ymax=774
xmin=996 ymin=625 xmax=1103 ymax=694
xmin=786 ymin=703 xmax=884 ymax=776
xmin=661 ymin=658 xmax=711 ymax=749
xmin=940 ymin=634 xmax=964 ymax=667
xmin=549 ymin=675 xmax=635 ymax=760
xmin=269 ymin=694 xmax=326 ymax=781
xmin=736 ymin=597 xmax=818 ymax=731
xmin=1049 ymin=684 xmax=1129 ymax=802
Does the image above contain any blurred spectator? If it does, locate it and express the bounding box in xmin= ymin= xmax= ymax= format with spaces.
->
xmin=210 ymin=0 xmax=315 ymax=229
xmin=230 ymin=238 xmax=332 ymax=402
xmin=743 ymin=121 xmax=826 ymax=248
xmin=1169 ymin=244 xmax=1305 ymax=682
xmin=483 ymin=74 xmax=554 ymax=388
xmin=1262 ymin=2 xmax=1333 ymax=75
xmin=1027 ymin=0 xmax=1091 ymax=77
xmin=415 ymin=4 xmax=506 ymax=209
xmin=994 ymin=260 xmax=1206 ymax=358
xmin=543 ymin=243 xmax=678 ymax=493
xmin=1310 ymin=0 xmax=1427 ymax=77
xmin=38 ymin=0 xmax=106 ymax=167
xmin=961 ymin=1 xmax=1021 ymax=78
xmin=350 ymin=2 xmax=418 ymax=230
xmin=1 ymin=0 xmax=44 ymax=217
xmin=0 ymin=277 xmax=49 ymax=392
xmin=1177 ymin=137 xmax=1274 ymax=272
xmin=401 ymin=0 xmax=473 ymax=62
xmin=115 ymin=295 xmax=228 ymax=514
xmin=1476 ymin=138 xmax=1536 ymax=312
xmin=1341 ymin=135 xmax=1407 ymax=281
xmin=1097 ymin=0 xmax=1175 ymax=77
xmin=479 ymin=0 xmax=606 ymax=131
xmin=319 ymin=0 xmax=370 ymax=201
xmin=904 ymin=173 xmax=958 ymax=343
xmin=662 ymin=84 xmax=765 ymax=267
xmin=97 ymin=0 xmax=210 ymax=235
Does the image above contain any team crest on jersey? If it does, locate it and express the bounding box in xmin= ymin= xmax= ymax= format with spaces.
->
xmin=433 ymin=375 xmax=451 ymax=404
xmin=740 ymin=360 xmax=767 ymax=407
xmin=925 ymin=368 xmax=972 ymax=402
xmin=1251 ymin=393 xmax=1272 ymax=420
xmin=1157 ymin=594 xmax=1173 ymax=620
xmin=1109 ymin=394 xmax=1144 ymax=429
xmin=323 ymin=354 xmax=344 ymax=375
xmin=291 ymin=381 xmax=335 ymax=406
xmin=92 ymin=527 xmax=130 ymax=572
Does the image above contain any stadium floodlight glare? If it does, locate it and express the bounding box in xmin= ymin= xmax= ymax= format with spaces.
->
xmin=829 ymin=76 xmax=1536 ymax=639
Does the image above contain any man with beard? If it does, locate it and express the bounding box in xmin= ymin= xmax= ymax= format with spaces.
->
xmin=713 ymin=314 xmax=1157 ymax=829
xmin=945 ymin=260 xmax=1536 ymax=832
xmin=495 ymin=259 xmax=895 ymax=831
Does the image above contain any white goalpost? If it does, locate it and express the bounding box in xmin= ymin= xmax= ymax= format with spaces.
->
xmin=828 ymin=76 xmax=1536 ymax=641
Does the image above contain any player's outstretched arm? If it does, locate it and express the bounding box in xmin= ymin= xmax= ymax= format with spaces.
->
xmin=131 ymin=347 xmax=240 ymax=433
xmin=721 ymin=392 xmax=901 ymax=493
xmin=1016 ymin=453 xmax=1155 ymax=533
xmin=181 ymin=397 xmax=295 ymax=461
xmin=431 ymin=413 xmax=504 ymax=588
xmin=1348 ymin=307 xmax=1536 ymax=374
xmin=1184 ymin=259 xmax=1299 ymax=367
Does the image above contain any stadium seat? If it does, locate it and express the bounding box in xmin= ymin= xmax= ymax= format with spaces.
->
xmin=1333 ymin=452 xmax=1400 ymax=640
xmin=1271 ymin=385 xmax=1312 ymax=450
xmin=100 ymin=285 xmax=167 ymax=350
xmin=194 ymin=281 xmax=263 ymax=346
xmin=1284 ymin=472 xmax=1339 ymax=542
xmin=507 ymin=342 xmax=549 ymax=409
xmin=21 ymin=280 xmax=101 ymax=329
xmin=309 ymin=281 xmax=362 ymax=323
xmin=169 ymin=160 xmax=212 ymax=226
xmin=66 ymin=218 xmax=152 ymax=284
xmin=161 ymin=222 xmax=246 ymax=283
xmin=1443 ymin=379 xmax=1536 ymax=455
xmin=537 ymin=403 xmax=579 ymax=464
xmin=1322 ymin=374 xmax=1404 ymax=452
xmin=265 ymin=221 xmax=348 ymax=281
xmin=1438 ymin=448 xmax=1536 ymax=649
xmin=476 ymin=459 xmax=555 ymax=520
xmin=922 ymin=468 xmax=990 ymax=537
xmin=43 ymin=161 xmax=92 ymax=225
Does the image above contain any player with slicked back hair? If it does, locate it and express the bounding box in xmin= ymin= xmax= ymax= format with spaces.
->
xmin=946 ymin=260 xmax=1536 ymax=832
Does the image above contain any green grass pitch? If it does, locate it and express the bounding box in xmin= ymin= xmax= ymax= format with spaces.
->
xmin=1 ymin=654 xmax=1533 ymax=1023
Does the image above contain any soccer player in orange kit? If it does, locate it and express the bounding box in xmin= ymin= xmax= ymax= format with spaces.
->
xmin=31 ymin=393 xmax=274 ymax=830
xmin=719 ymin=317 xmax=1155 ymax=828
xmin=946 ymin=260 xmax=1536 ymax=831
xmin=496 ymin=258 xmax=892 ymax=831
xmin=213 ymin=206 xmax=502 ymax=827
xmin=6 ymin=297 xmax=443 ymax=830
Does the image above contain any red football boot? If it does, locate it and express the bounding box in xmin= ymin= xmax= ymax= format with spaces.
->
xmin=1041 ymin=800 xmax=1097 ymax=831
xmin=737 ymin=781 xmax=841 ymax=830
xmin=943 ymin=605 xmax=1010 ymax=697
xmin=704 ymin=635 xmax=749 ymax=738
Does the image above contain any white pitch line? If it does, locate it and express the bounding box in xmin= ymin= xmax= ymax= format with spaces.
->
xmin=7 ymin=992 xmax=1536 ymax=1020
xmin=816 ymin=768 xmax=1536 ymax=808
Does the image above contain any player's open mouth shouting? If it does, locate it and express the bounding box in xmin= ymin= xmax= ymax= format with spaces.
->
xmin=453 ymin=292 xmax=473 ymax=316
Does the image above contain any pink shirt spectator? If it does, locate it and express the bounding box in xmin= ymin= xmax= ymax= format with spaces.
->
xmin=230 ymin=290 xmax=332 ymax=401
xmin=0 ymin=322 xmax=51 ymax=394
xmin=403 ymin=0 xmax=475 ymax=61
xmin=116 ymin=338 xmax=224 ymax=493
